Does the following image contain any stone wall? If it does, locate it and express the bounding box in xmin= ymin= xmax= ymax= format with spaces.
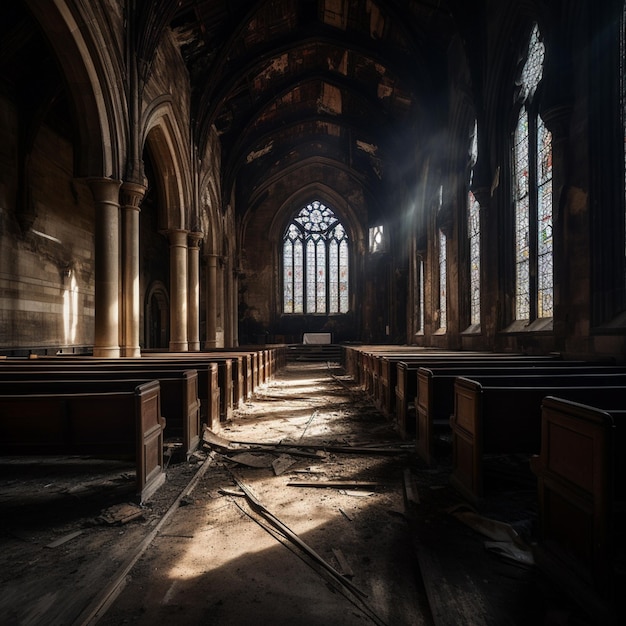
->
xmin=0 ymin=97 xmax=96 ymax=352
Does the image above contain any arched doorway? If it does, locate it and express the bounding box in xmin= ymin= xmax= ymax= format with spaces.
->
xmin=145 ymin=282 xmax=169 ymax=349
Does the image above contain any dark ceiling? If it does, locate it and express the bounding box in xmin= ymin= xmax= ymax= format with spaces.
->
xmin=167 ymin=0 xmax=460 ymax=214
xmin=2 ymin=1 xmax=466 ymax=219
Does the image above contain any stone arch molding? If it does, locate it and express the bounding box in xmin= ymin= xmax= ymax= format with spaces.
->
xmin=24 ymin=0 xmax=125 ymax=178
xmin=142 ymin=99 xmax=192 ymax=231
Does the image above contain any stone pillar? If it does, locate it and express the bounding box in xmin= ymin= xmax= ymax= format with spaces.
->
xmin=224 ymin=258 xmax=233 ymax=347
xmin=168 ymin=229 xmax=189 ymax=352
xmin=204 ymin=254 xmax=218 ymax=349
xmin=89 ymin=178 xmax=122 ymax=358
xmin=187 ymin=231 xmax=203 ymax=352
xmin=120 ymin=181 xmax=146 ymax=357
xmin=216 ymin=256 xmax=225 ymax=347
xmin=232 ymin=267 xmax=239 ymax=347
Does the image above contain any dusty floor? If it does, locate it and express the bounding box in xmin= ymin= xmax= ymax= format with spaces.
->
xmin=0 ymin=361 xmax=607 ymax=625
xmin=0 ymin=362 xmax=428 ymax=625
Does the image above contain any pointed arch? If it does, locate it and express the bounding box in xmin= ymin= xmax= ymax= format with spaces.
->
xmin=281 ymin=199 xmax=350 ymax=315
xmin=142 ymin=101 xmax=191 ymax=231
xmin=512 ymin=22 xmax=553 ymax=322
xmin=24 ymin=0 xmax=124 ymax=177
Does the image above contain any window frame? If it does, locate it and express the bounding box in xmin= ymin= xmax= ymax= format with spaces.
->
xmin=281 ymin=200 xmax=350 ymax=315
xmin=511 ymin=23 xmax=554 ymax=325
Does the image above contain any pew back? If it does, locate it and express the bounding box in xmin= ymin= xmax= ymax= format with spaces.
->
xmin=0 ymin=380 xmax=166 ymax=502
xmin=451 ymin=378 xmax=626 ymax=504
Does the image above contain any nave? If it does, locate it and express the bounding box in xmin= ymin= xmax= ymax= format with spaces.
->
xmin=0 ymin=360 xmax=592 ymax=626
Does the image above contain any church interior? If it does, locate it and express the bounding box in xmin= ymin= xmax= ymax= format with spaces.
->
xmin=1 ymin=0 xmax=625 ymax=624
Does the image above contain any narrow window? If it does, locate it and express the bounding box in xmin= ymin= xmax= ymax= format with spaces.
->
xmin=512 ymin=24 xmax=553 ymax=321
xmin=468 ymin=120 xmax=481 ymax=326
xmin=416 ymin=255 xmax=425 ymax=334
xmin=439 ymin=228 xmax=447 ymax=331
xmin=437 ymin=186 xmax=447 ymax=331
xmin=283 ymin=200 xmax=349 ymax=314
xmin=369 ymin=225 xmax=385 ymax=253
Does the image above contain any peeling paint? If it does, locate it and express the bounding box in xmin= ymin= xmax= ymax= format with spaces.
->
xmin=377 ymin=82 xmax=393 ymax=99
xmin=356 ymin=140 xmax=378 ymax=155
xmin=327 ymin=50 xmax=348 ymax=75
xmin=367 ymin=1 xmax=385 ymax=39
xmin=317 ymin=83 xmax=342 ymax=115
xmin=263 ymin=53 xmax=289 ymax=77
xmin=246 ymin=142 xmax=274 ymax=163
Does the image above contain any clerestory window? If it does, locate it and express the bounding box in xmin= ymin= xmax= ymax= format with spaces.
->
xmin=512 ymin=23 xmax=553 ymax=321
xmin=282 ymin=200 xmax=349 ymax=314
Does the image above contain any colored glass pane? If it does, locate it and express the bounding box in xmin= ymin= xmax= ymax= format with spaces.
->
xmin=283 ymin=200 xmax=349 ymax=313
xmin=439 ymin=229 xmax=447 ymax=331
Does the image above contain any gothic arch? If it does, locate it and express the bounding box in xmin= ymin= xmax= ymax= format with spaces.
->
xmin=144 ymin=281 xmax=169 ymax=349
xmin=143 ymin=101 xmax=191 ymax=231
xmin=266 ymin=182 xmax=366 ymax=254
xmin=24 ymin=0 xmax=124 ymax=178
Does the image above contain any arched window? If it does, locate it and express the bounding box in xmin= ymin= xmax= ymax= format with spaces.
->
xmin=283 ymin=200 xmax=349 ymax=314
xmin=468 ymin=120 xmax=481 ymax=326
xmin=512 ymin=23 xmax=553 ymax=321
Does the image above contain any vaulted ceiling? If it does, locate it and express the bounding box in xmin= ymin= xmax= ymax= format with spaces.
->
xmin=2 ymin=0 xmax=468 ymax=222
xmin=167 ymin=0 xmax=460 ymax=216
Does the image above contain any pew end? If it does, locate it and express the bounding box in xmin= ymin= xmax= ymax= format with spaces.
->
xmin=531 ymin=396 xmax=625 ymax=624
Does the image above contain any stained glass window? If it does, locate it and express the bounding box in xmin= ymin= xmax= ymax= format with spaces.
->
xmin=514 ymin=109 xmax=531 ymax=320
xmin=468 ymin=120 xmax=481 ymax=326
xmin=438 ymin=185 xmax=447 ymax=331
xmin=418 ymin=256 xmax=424 ymax=333
xmin=537 ymin=116 xmax=553 ymax=317
xmin=512 ymin=23 xmax=552 ymax=321
xmin=283 ymin=200 xmax=349 ymax=314
xmin=439 ymin=227 xmax=447 ymax=331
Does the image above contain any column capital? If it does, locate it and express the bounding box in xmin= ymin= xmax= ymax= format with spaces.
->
xmin=87 ymin=177 xmax=122 ymax=204
xmin=471 ymin=186 xmax=491 ymax=210
xmin=166 ymin=229 xmax=189 ymax=247
xmin=188 ymin=231 xmax=203 ymax=249
xmin=541 ymin=104 xmax=573 ymax=140
xmin=120 ymin=181 xmax=147 ymax=210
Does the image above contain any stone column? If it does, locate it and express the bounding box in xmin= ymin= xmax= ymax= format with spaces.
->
xmin=204 ymin=254 xmax=218 ymax=349
xmin=223 ymin=258 xmax=233 ymax=347
xmin=232 ymin=267 xmax=240 ymax=347
xmin=168 ymin=229 xmax=189 ymax=352
xmin=120 ymin=181 xmax=146 ymax=357
xmin=187 ymin=231 xmax=203 ymax=351
xmin=216 ymin=256 xmax=225 ymax=347
xmin=89 ymin=178 xmax=122 ymax=358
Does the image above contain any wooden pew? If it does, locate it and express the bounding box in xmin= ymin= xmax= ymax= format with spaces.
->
xmin=530 ymin=397 xmax=625 ymax=623
xmin=450 ymin=377 xmax=626 ymax=505
xmin=374 ymin=351 xmax=533 ymax=416
xmin=2 ymin=359 xmax=221 ymax=433
xmin=0 ymin=380 xmax=165 ymax=502
xmin=141 ymin=353 xmax=238 ymax=419
xmin=40 ymin=354 xmax=226 ymax=422
xmin=417 ymin=365 xmax=626 ymax=465
xmin=0 ymin=370 xmax=201 ymax=456
xmin=393 ymin=355 xmax=568 ymax=438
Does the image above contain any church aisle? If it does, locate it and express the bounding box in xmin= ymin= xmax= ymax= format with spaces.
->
xmin=97 ymin=362 xmax=431 ymax=626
